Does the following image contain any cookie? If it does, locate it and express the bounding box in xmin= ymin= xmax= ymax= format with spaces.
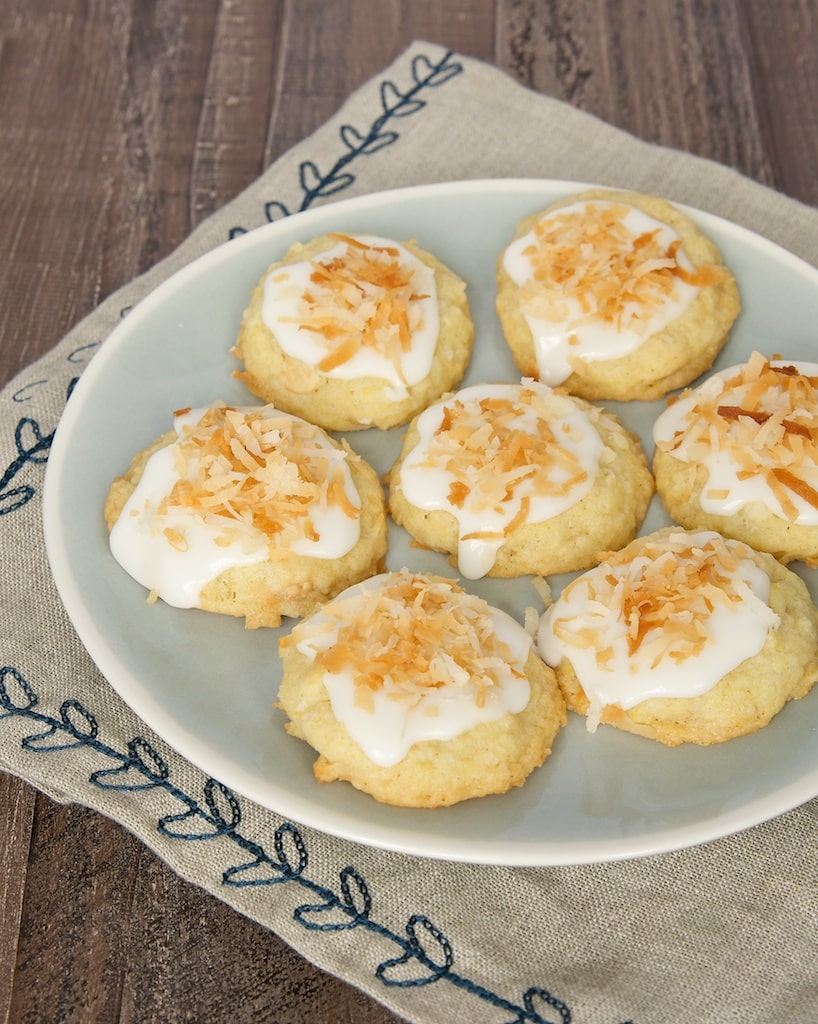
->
xmin=387 ymin=380 xmax=654 ymax=579
xmin=233 ymin=232 xmax=474 ymax=430
xmin=278 ymin=569 xmax=566 ymax=806
xmin=653 ymin=354 xmax=818 ymax=565
xmin=538 ymin=528 xmax=818 ymax=745
xmin=104 ymin=403 xmax=388 ymax=627
xmin=496 ymin=189 xmax=740 ymax=401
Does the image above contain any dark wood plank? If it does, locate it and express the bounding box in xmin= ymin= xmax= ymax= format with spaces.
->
xmin=496 ymin=0 xmax=773 ymax=181
xmin=496 ymin=0 xmax=818 ymax=207
xmin=0 ymin=776 xmax=35 ymax=1017
xmin=191 ymin=1 xmax=285 ymax=223
xmin=0 ymin=0 xmax=219 ymax=385
xmin=738 ymin=1 xmax=818 ymax=205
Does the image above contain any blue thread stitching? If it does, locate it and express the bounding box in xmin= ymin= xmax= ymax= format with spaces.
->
xmin=67 ymin=341 xmax=103 ymax=362
xmin=227 ymin=50 xmax=463 ymax=239
xmin=0 ymin=378 xmax=77 ymax=516
xmin=0 ymin=664 xmax=634 ymax=1024
xmin=11 ymin=380 xmax=48 ymax=403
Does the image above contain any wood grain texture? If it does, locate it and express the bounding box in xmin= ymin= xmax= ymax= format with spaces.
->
xmin=1 ymin=1 xmax=817 ymax=1021
xmin=0 ymin=777 xmax=34 ymax=1020
xmin=191 ymin=0 xmax=284 ymax=223
xmin=739 ymin=0 xmax=818 ymax=205
xmin=496 ymin=0 xmax=772 ymax=180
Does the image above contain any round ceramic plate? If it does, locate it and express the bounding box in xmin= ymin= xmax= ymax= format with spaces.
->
xmin=43 ymin=179 xmax=818 ymax=866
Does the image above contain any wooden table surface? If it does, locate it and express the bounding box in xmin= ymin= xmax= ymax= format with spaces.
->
xmin=2 ymin=3 xmax=817 ymax=1022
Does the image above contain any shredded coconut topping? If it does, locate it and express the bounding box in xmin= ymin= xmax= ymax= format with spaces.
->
xmin=657 ymin=353 xmax=818 ymax=520
xmin=519 ymin=201 xmax=725 ymax=330
xmin=414 ymin=384 xmax=591 ymax=540
xmin=159 ymin=404 xmax=359 ymax=555
xmin=553 ymin=533 xmax=757 ymax=671
xmin=283 ymin=234 xmax=430 ymax=379
xmin=282 ymin=570 xmax=523 ymax=711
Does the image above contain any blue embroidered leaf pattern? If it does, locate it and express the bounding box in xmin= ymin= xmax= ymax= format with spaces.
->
xmin=159 ymin=779 xmax=242 ymax=839
xmin=519 ymin=987 xmax=572 ymax=1024
xmin=224 ymin=821 xmax=309 ymax=887
xmin=359 ymin=131 xmax=399 ymax=155
xmin=264 ymin=200 xmax=291 ymax=222
xmin=0 ymin=484 xmax=34 ymax=515
xmin=341 ymin=123 xmax=398 ymax=156
xmin=15 ymin=417 xmax=52 ymax=465
xmin=204 ymin=777 xmax=242 ymax=828
xmin=376 ymin=914 xmax=454 ymax=987
xmin=67 ymin=342 xmax=101 ymax=364
xmin=380 ymin=79 xmax=425 ymax=118
xmin=0 ymin=665 xmax=38 ymax=714
xmin=11 ymin=380 xmax=48 ymax=403
xmin=228 ymin=50 xmax=463 ymax=233
xmin=299 ymin=160 xmax=324 ymax=194
xmin=340 ymin=123 xmax=365 ymax=150
xmin=23 ymin=699 xmax=98 ymax=752
xmin=223 ymin=852 xmax=290 ymax=888
xmin=295 ymin=866 xmax=372 ymax=931
xmin=412 ymin=53 xmax=462 ymax=87
xmin=299 ymin=160 xmax=355 ymax=202
xmin=0 ymin=417 xmax=53 ymax=515
xmin=314 ymin=173 xmax=356 ymax=198
xmin=91 ymin=736 xmax=170 ymax=791
xmin=0 ymin=378 xmax=76 ymax=516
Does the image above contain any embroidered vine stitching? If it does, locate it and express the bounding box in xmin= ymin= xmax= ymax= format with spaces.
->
xmin=0 ymin=377 xmax=77 ymax=516
xmin=228 ymin=51 xmax=463 ymax=238
xmin=0 ymin=666 xmax=632 ymax=1024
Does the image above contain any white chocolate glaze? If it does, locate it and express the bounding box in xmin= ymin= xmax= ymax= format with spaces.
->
xmin=503 ymin=201 xmax=700 ymax=384
xmin=396 ymin=381 xmax=604 ymax=579
xmin=653 ymin=357 xmax=818 ymax=525
xmin=538 ymin=531 xmax=780 ymax=720
xmin=261 ymin=234 xmax=440 ymax=398
xmin=289 ymin=571 xmax=533 ymax=767
xmin=109 ymin=405 xmax=361 ymax=608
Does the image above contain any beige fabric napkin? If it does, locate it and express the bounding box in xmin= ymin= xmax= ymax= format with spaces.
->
xmin=3 ymin=41 xmax=818 ymax=1023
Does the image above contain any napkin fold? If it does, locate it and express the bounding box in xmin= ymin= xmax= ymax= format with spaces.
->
xmin=3 ymin=41 xmax=818 ymax=1024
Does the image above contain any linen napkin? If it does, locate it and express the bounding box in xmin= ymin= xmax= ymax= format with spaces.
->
xmin=3 ymin=41 xmax=818 ymax=1024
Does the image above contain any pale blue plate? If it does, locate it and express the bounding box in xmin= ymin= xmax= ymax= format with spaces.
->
xmin=43 ymin=179 xmax=818 ymax=865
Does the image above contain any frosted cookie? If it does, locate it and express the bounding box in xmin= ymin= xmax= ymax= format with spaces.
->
xmin=653 ymin=354 xmax=818 ymax=565
xmin=538 ymin=528 xmax=818 ymax=746
xmin=387 ymin=380 xmax=654 ymax=579
xmin=496 ymin=189 xmax=740 ymax=401
xmin=233 ymin=232 xmax=474 ymax=431
xmin=104 ymin=403 xmax=388 ymax=628
xmin=278 ymin=570 xmax=566 ymax=807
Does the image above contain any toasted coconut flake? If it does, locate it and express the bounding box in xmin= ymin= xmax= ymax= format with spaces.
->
xmin=288 ymin=570 xmax=522 ymax=705
xmin=282 ymin=234 xmax=430 ymax=380
xmin=657 ymin=355 xmax=818 ymax=521
xmin=161 ymin=405 xmax=359 ymax=553
xmin=532 ymin=575 xmax=553 ymax=608
xmin=416 ymin=385 xmax=592 ymax=531
xmin=163 ymin=527 xmax=189 ymax=552
xmin=519 ymin=202 xmax=727 ymax=329
xmin=558 ymin=533 xmax=757 ymax=669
